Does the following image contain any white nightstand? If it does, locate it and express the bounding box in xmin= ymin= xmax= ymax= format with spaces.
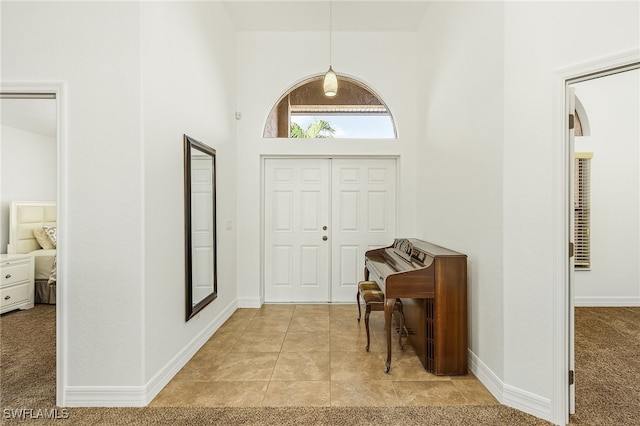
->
xmin=1 ymin=254 xmax=35 ymax=314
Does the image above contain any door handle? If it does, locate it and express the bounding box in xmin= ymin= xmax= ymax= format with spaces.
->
xmin=322 ymin=236 xmax=328 ymax=241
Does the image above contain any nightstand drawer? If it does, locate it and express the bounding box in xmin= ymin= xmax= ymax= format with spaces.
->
xmin=1 ymin=282 xmax=31 ymax=309
xmin=1 ymin=262 xmax=31 ymax=286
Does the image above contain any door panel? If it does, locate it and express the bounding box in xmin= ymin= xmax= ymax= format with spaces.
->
xmin=330 ymin=158 xmax=397 ymax=302
xmin=264 ymin=159 xmax=330 ymax=302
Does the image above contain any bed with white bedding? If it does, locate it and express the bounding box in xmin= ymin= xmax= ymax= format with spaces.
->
xmin=7 ymin=201 xmax=57 ymax=304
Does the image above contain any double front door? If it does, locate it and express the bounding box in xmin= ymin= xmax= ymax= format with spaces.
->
xmin=264 ymin=158 xmax=397 ymax=302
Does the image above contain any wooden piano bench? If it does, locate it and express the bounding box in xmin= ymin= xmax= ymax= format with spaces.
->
xmin=356 ymin=280 xmax=380 ymax=320
xmin=356 ymin=281 xmax=406 ymax=352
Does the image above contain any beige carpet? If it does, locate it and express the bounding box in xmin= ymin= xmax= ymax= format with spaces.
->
xmin=570 ymin=307 xmax=640 ymax=425
xmin=1 ymin=304 xmax=638 ymax=425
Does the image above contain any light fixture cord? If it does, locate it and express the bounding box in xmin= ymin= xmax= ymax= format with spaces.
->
xmin=329 ymin=0 xmax=332 ymax=67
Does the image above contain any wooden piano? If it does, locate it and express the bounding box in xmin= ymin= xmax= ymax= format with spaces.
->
xmin=364 ymin=238 xmax=467 ymax=375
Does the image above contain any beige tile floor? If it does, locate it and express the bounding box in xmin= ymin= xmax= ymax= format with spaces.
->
xmin=150 ymin=304 xmax=498 ymax=408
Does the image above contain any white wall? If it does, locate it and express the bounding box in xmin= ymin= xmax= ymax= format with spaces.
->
xmin=235 ymin=30 xmax=419 ymax=307
xmin=503 ymin=0 xmax=639 ymax=420
xmin=1 ymin=0 xmax=239 ymax=405
xmin=416 ymin=0 xmax=505 ymax=392
xmin=418 ymin=1 xmax=639 ymax=423
xmin=1 ymin=125 xmax=57 ymax=253
xmin=141 ymin=1 xmax=238 ymax=386
xmin=2 ymin=1 xmax=145 ymax=393
xmin=573 ymin=69 xmax=640 ymax=305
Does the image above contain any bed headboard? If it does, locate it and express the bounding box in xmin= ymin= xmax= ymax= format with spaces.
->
xmin=8 ymin=201 xmax=56 ymax=254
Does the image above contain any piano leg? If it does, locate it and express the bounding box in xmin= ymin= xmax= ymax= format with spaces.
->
xmin=384 ymin=297 xmax=396 ymax=374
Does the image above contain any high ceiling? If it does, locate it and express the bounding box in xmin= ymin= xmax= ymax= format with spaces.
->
xmin=222 ymin=1 xmax=433 ymax=31
xmin=1 ymin=1 xmax=433 ymax=136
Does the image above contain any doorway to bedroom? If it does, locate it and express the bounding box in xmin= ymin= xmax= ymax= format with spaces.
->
xmin=569 ymin=66 xmax=640 ymax=420
xmin=0 ymin=89 xmax=61 ymax=406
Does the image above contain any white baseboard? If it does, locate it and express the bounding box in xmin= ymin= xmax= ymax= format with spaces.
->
xmin=63 ymin=301 xmax=237 ymax=407
xmin=468 ymin=348 xmax=503 ymax=402
xmin=468 ymin=349 xmax=552 ymax=423
xmin=503 ymin=384 xmax=552 ymax=423
xmin=64 ymin=386 xmax=147 ymax=407
xmin=143 ymin=301 xmax=238 ymax=404
xmin=575 ymin=296 xmax=640 ymax=307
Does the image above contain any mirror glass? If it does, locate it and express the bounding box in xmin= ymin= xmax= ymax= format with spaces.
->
xmin=184 ymin=134 xmax=217 ymax=321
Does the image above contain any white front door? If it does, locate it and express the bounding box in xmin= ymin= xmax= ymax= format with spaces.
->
xmin=264 ymin=159 xmax=331 ymax=302
xmin=330 ymin=158 xmax=397 ymax=302
xmin=264 ymin=157 xmax=397 ymax=303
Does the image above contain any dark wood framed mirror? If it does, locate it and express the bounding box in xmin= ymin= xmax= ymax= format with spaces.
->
xmin=184 ymin=134 xmax=217 ymax=321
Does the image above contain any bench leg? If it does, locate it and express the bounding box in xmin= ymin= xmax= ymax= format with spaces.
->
xmin=364 ymin=305 xmax=372 ymax=352
xmin=357 ymin=290 xmax=361 ymax=322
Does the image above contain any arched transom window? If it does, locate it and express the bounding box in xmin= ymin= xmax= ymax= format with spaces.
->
xmin=263 ymin=75 xmax=397 ymax=139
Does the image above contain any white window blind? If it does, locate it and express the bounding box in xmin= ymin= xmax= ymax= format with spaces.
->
xmin=574 ymin=153 xmax=592 ymax=269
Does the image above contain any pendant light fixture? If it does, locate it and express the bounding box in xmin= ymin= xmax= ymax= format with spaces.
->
xmin=323 ymin=0 xmax=338 ymax=97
